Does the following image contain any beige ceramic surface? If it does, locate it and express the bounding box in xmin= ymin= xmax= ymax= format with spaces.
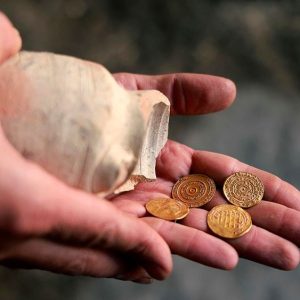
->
xmin=0 ymin=51 xmax=170 ymax=194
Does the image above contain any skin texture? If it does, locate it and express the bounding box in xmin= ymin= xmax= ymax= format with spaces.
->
xmin=0 ymin=12 xmax=21 ymax=64
xmin=0 ymin=12 xmax=300 ymax=283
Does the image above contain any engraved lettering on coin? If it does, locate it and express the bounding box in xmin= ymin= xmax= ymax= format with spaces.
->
xmin=207 ymin=204 xmax=252 ymax=238
xmin=172 ymin=174 xmax=216 ymax=208
xmin=223 ymin=172 xmax=264 ymax=208
xmin=146 ymin=198 xmax=190 ymax=221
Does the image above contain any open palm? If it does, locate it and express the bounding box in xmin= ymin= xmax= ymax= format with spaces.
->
xmin=112 ymin=72 xmax=300 ymax=271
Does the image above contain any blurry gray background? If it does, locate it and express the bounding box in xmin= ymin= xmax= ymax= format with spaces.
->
xmin=0 ymin=0 xmax=300 ymax=299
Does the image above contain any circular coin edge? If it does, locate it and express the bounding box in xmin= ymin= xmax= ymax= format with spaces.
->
xmin=207 ymin=204 xmax=252 ymax=239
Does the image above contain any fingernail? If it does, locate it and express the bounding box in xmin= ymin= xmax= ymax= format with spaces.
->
xmin=115 ymin=274 xmax=154 ymax=284
xmin=134 ymin=277 xmax=154 ymax=284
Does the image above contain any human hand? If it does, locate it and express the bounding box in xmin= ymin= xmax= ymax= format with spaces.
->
xmin=112 ymin=72 xmax=300 ymax=271
xmin=0 ymin=12 xmax=172 ymax=284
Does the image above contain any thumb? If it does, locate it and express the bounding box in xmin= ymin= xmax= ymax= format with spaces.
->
xmin=0 ymin=12 xmax=22 ymax=64
xmin=0 ymin=133 xmax=173 ymax=280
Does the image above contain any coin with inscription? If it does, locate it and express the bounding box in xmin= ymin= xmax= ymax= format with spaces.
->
xmin=207 ymin=204 xmax=252 ymax=238
xmin=223 ymin=172 xmax=264 ymax=208
xmin=145 ymin=198 xmax=190 ymax=221
xmin=172 ymin=174 xmax=216 ymax=208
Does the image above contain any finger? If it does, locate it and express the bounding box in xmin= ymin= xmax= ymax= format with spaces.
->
xmin=191 ymin=150 xmax=300 ymax=211
xmin=0 ymin=12 xmax=22 ymax=64
xmin=45 ymin=193 xmax=172 ymax=281
xmin=112 ymin=189 xmax=239 ymax=271
xmin=143 ymin=216 xmax=239 ymax=270
xmin=0 ymin=237 xmax=152 ymax=282
xmin=156 ymin=140 xmax=193 ymax=181
xmin=246 ymin=201 xmax=300 ymax=247
xmin=112 ymin=198 xmax=148 ymax=217
xmin=182 ymin=208 xmax=300 ymax=270
xmin=0 ymin=157 xmax=172 ymax=280
xmin=113 ymin=72 xmax=236 ymax=115
xmin=229 ymin=226 xmax=299 ymax=270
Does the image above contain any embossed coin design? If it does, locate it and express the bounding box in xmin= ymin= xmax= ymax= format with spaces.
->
xmin=146 ymin=198 xmax=190 ymax=221
xmin=172 ymin=174 xmax=216 ymax=208
xmin=223 ymin=172 xmax=264 ymax=208
xmin=207 ymin=204 xmax=252 ymax=238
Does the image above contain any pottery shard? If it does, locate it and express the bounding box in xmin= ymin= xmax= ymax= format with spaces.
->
xmin=0 ymin=51 xmax=170 ymax=194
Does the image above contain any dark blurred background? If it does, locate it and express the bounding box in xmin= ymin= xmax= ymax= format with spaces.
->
xmin=0 ymin=1 xmax=300 ymax=299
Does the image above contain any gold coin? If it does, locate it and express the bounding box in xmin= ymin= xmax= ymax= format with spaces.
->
xmin=172 ymin=174 xmax=216 ymax=208
xmin=207 ymin=204 xmax=252 ymax=238
xmin=223 ymin=172 xmax=264 ymax=208
xmin=145 ymin=198 xmax=190 ymax=221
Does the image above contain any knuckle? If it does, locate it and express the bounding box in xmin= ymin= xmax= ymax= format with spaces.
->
xmin=277 ymin=243 xmax=299 ymax=271
xmin=64 ymin=254 xmax=89 ymax=276
xmin=226 ymin=157 xmax=241 ymax=175
xmin=268 ymin=174 xmax=282 ymax=202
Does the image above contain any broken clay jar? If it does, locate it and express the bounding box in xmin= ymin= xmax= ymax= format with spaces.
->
xmin=0 ymin=51 xmax=170 ymax=194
